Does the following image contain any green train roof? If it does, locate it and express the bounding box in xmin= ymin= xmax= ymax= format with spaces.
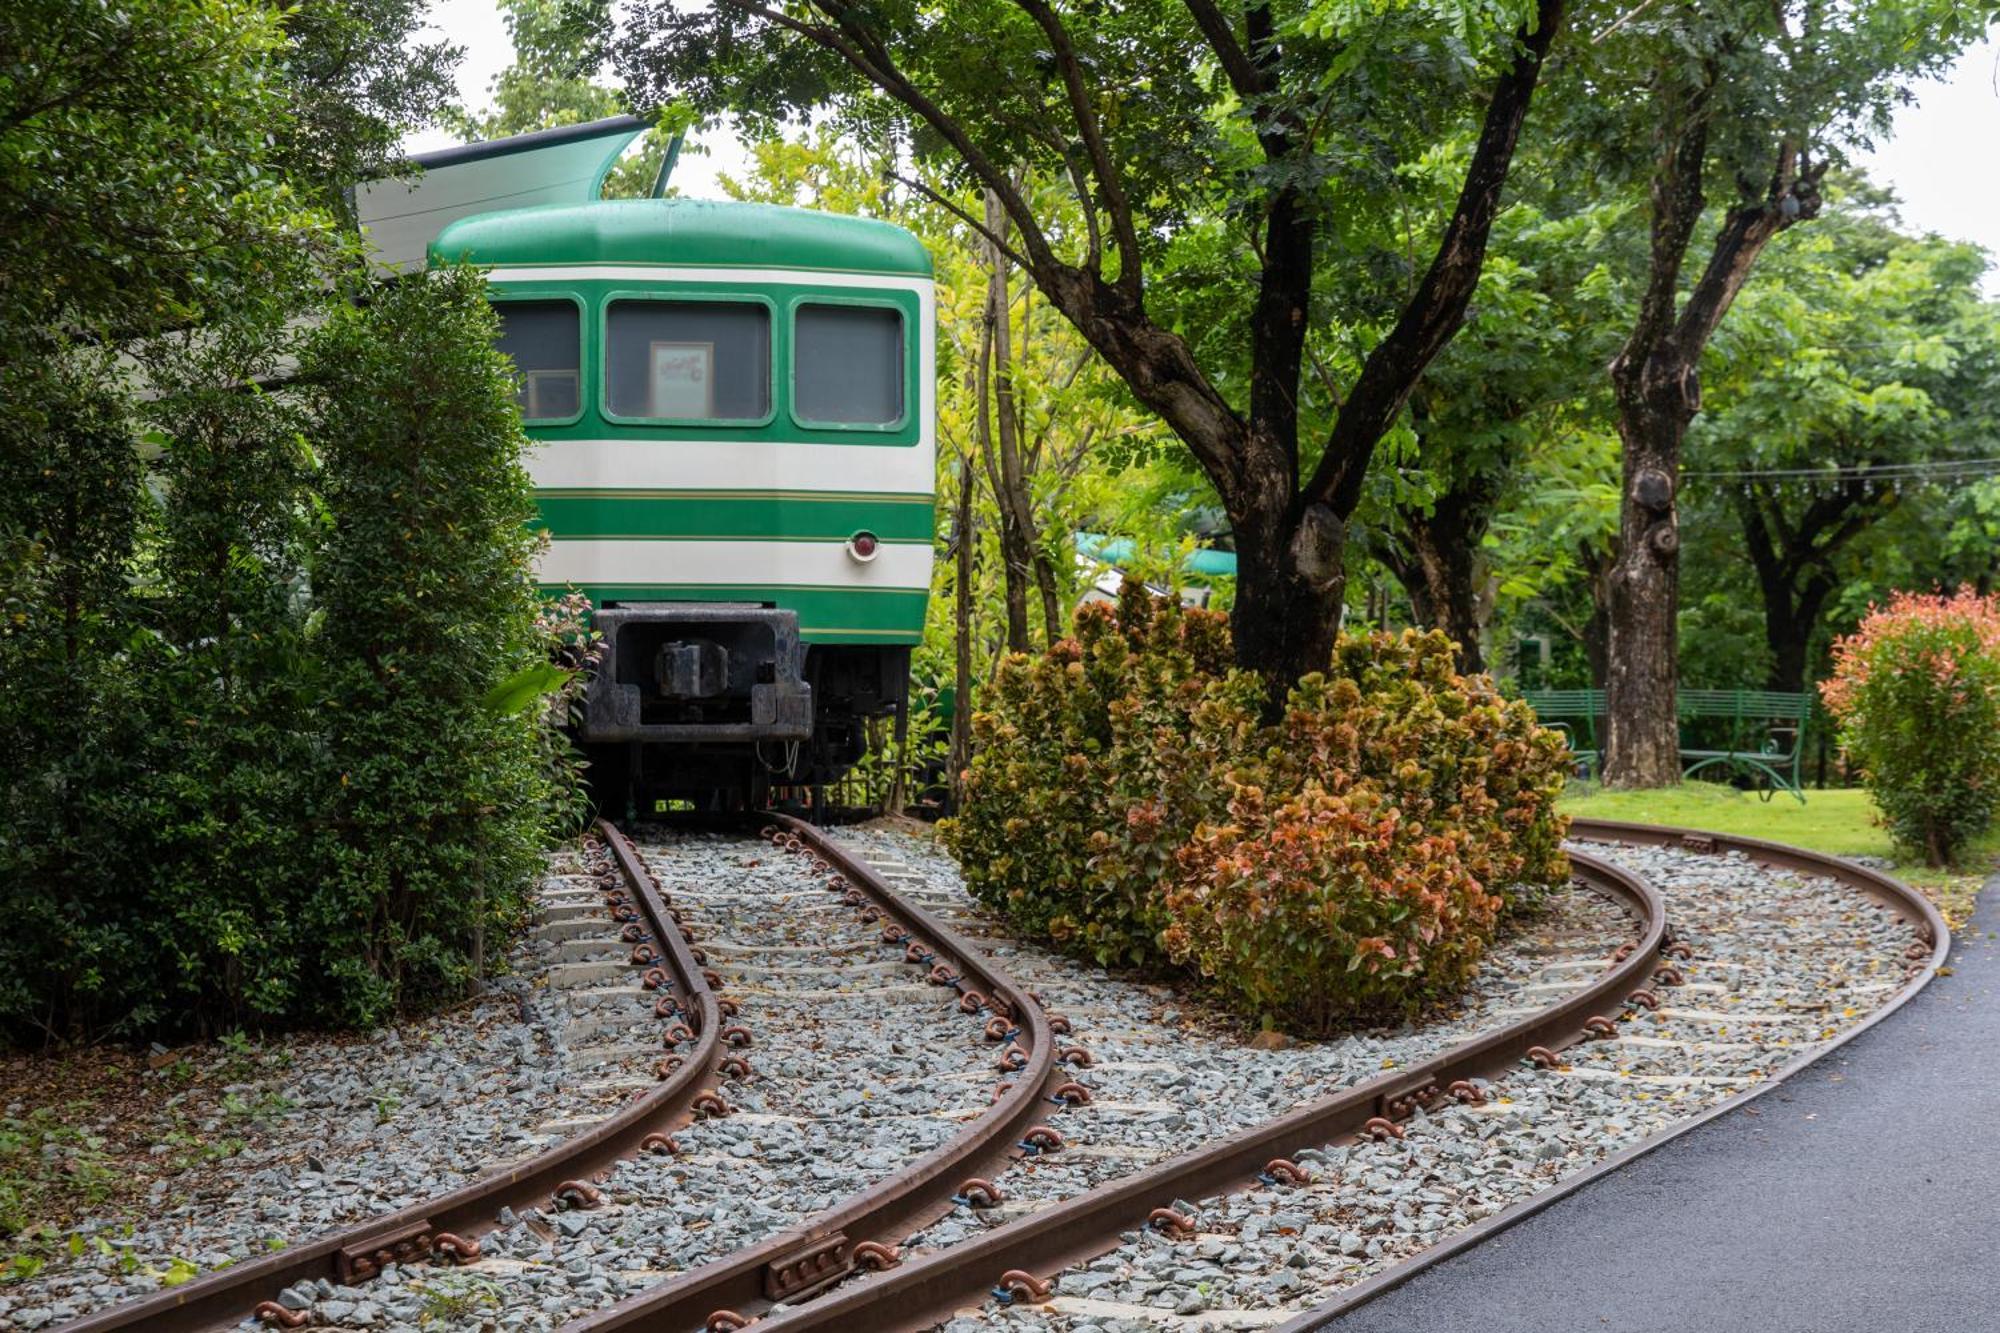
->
xmin=430 ymin=199 xmax=932 ymax=278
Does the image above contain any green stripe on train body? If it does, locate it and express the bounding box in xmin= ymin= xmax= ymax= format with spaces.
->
xmin=532 ymin=491 xmax=936 ymax=544
xmin=543 ymin=583 xmax=928 ymax=645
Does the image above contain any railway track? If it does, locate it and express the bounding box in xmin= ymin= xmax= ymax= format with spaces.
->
xmin=46 ymin=818 xmax=1943 ymax=1333
xmin=918 ymin=829 xmax=1927 ymax=1330
xmin=55 ymin=826 xmax=726 ymax=1333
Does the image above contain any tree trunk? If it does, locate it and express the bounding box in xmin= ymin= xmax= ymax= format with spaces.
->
xmin=1031 ymin=545 xmax=1064 ymax=645
xmin=1229 ymin=473 xmax=1345 ymax=701
xmin=1580 ymin=542 xmax=1612 ymax=690
xmin=1600 ymin=81 xmax=1814 ymax=785
xmin=1603 ymin=390 xmax=1686 ymax=786
xmin=979 ymin=188 xmax=1053 ymax=654
xmin=949 ymin=456 xmax=975 ymax=813
xmin=1387 ymin=473 xmax=1497 ymax=674
xmin=1738 ymin=480 xmax=1883 ymax=695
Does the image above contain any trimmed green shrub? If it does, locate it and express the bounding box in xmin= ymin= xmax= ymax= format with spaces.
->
xmin=0 ymin=267 xmax=567 ymax=1041
xmin=945 ymin=587 xmax=1571 ymax=1032
xmin=0 ymin=347 xmax=154 ymax=1039
xmin=300 ymin=265 xmax=552 ymax=1026
xmin=1819 ymin=587 xmax=2000 ymax=867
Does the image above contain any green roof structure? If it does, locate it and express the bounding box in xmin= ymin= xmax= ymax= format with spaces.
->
xmin=431 ymin=199 xmax=933 ymax=278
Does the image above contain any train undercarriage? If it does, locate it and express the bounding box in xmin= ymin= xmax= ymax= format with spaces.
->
xmin=576 ymin=602 xmax=910 ymax=815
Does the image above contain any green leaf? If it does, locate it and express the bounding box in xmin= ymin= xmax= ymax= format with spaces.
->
xmin=480 ymin=662 xmax=574 ymax=716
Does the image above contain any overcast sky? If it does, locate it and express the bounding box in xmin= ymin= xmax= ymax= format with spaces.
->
xmin=406 ymin=6 xmax=2000 ymax=292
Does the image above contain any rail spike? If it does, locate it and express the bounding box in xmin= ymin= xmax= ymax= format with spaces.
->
xmin=1262 ymin=1157 xmax=1310 ymax=1185
xmin=432 ymin=1232 xmax=480 ymax=1264
xmin=253 ymin=1302 xmax=310 ymax=1329
xmin=554 ymin=1179 xmax=604 ymax=1210
xmin=996 ymin=1269 xmax=1052 ymax=1304
xmin=853 ymin=1240 xmax=901 ymax=1271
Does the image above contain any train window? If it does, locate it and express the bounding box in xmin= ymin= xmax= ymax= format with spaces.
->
xmin=793 ymin=303 xmax=904 ymax=427
xmin=494 ymin=301 xmax=581 ymax=421
xmin=606 ymin=299 xmax=770 ymax=422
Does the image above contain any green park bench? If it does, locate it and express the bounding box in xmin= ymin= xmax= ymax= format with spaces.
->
xmin=1520 ymin=687 xmax=1813 ymax=803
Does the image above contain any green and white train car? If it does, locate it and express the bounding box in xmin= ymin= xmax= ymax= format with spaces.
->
xmin=386 ymin=120 xmax=934 ymax=806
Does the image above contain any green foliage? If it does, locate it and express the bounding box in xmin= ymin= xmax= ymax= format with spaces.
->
xmin=274 ymin=0 xmax=462 ymax=213
xmin=0 ymin=350 xmax=155 ymax=1036
xmin=0 ymin=267 xmax=568 ymax=1040
xmin=946 ymin=586 xmax=1570 ymax=1031
xmin=300 ymin=266 xmax=551 ymax=1026
xmin=1819 ymin=588 xmax=2000 ymax=868
xmin=1676 ymin=184 xmax=2000 ymax=690
xmin=0 ymin=0 xmax=297 ymax=349
xmin=445 ymin=0 xmax=622 ymax=142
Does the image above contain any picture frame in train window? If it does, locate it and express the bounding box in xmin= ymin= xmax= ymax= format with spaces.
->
xmin=599 ymin=291 xmax=777 ymax=429
xmin=646 ymin=341 xmax=715 ymax=419
xmin=489 ymin=291 xmax=587 ymax=427
xmin=784 ymin=292 xmax=916 ymax=436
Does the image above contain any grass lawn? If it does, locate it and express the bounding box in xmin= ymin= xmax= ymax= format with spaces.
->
xmin=1559 ymin=781 xmax=2000 ymax=928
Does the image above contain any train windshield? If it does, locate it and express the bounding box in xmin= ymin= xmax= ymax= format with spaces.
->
xmin=494 ymin=301 xmax=582 ymax=421
xmin=794 ymin=304 xmax=904 ymax=426
xmin=607 ymin=299 xmax=771 ymax=422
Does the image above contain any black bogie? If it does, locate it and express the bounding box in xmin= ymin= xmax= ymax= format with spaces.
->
xmin=579 ymin=604 xmax=909 ymax=811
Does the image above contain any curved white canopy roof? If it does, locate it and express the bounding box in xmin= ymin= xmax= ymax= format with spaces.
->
xmin=354 ymin=116 xmax=646 ymax=272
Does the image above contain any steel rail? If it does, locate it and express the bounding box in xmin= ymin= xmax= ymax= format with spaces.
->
xmin=1266 ymin=819 xmax=1951 ymax=1332
xmin=58 ymin=820 xmax=725 ymax=1333
xmin=571 ymin=846 xmax=1667 ymax=1333
xmin=565 ymin=812 xmax=1065 ymax=1332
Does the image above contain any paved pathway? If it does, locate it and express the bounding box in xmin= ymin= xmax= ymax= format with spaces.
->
xmin=1319 ymin=872 xmax=2000 ymax=1333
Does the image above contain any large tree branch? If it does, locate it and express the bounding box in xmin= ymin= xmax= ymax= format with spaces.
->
xmin=1670 ymin=138 xmax=1824 ymax=364
xmin=719 ymin=0 xmax=1246 ymax=501
xmin=1303 ymin=0 xmax=1568 ymax=516
xmin=1013 ymin=0 xmax=1143 ymax=294
xmin=1183 ymin=0 xmax=1266 ymax=102
xmin=890 ymin=170 xmax=1033 ymax=271
xmin=1611 ymin=68 xmax=1714 ymax=395
xmin=721 ymin=0 xmax=1059 ymax=276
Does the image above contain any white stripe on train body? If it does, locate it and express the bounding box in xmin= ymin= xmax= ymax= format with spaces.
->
xmin=522 ymin=439 xmax=935 ymax=495
xmin=535 ymin=537 xmax=934 ymax=592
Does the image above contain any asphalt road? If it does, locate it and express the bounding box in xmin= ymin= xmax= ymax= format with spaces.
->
xmin=1318 ymin=871 xmax=2000 ymax=1333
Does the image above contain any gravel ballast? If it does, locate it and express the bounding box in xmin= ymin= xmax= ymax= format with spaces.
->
xmin=341 ymin=831 xmax=1000 ymax=1333
xmin=905 ymin=836 xmax=1915 ymax=1331
xmin=1 ymin=845 xmax=663 ymax=1330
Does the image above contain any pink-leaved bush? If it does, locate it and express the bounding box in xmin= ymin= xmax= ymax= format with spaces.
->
xmin=1820 ymin=587 xmax=2000 ymax=866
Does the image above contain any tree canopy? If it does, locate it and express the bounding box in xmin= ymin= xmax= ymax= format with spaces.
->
xmin=617 ymin=0 xmax=1573 ymax=694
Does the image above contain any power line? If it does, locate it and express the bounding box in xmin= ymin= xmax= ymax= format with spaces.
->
xmin=1682 ymin=457 xmax=2000 ymax=481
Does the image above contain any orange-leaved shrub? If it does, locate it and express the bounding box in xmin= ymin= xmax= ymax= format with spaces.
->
xmin=1161 ymin=635 xmax=1571 ymax=1030
xmin=943 ymin=586 xmax=1572 ymax=1032
xmin=944 ymin=582 xmax=1253 ymax=968
xmin=1819 ymin=587 xmax=2000 ymax=867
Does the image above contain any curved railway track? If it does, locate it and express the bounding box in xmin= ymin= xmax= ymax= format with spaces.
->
xmin=49 ymin=817 xmax=1944 ymax=1333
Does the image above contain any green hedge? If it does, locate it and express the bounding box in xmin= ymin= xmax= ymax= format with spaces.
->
xmin=0 ymin=268 xmax=563 ymax=1040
